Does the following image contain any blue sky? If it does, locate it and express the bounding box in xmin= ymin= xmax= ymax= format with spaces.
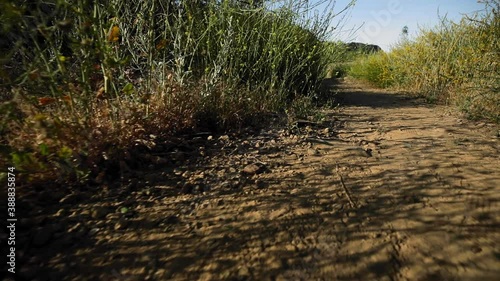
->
xmin=318 ymin=0 xmax=487 ymax=50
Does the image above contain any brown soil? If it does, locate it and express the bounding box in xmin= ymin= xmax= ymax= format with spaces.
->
xmin=7 ymin=79 xmax=500 ymax=281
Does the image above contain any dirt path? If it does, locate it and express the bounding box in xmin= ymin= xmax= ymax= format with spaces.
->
xmin=11 ymin=79 xmax=500 ymax=281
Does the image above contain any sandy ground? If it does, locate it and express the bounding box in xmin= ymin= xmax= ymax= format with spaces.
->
xmin=6 ymin=79 xmax=500 ymax=281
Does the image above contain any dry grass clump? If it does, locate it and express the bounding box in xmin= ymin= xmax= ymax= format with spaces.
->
xmin=3 ymin=78 xmax=198 ymax=183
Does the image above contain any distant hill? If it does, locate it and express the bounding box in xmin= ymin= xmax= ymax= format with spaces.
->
xmin=346 ymin=42 xmax=382 ymax=53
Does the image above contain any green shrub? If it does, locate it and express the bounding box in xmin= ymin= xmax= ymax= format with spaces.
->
xmin=348 ymin=1 xmax=499 ymax=122
xmin=349 ymin=52 xmax=394 ymax=88
xmin=0 ymin=0 xmax=350 ymax=184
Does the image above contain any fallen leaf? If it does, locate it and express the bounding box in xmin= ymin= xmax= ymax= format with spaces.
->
xmin=38 ymin=97 xmax=56 ymax=106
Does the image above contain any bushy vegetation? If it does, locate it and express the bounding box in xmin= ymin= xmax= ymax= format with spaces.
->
xmin=322 ymin=41 xmax=377 ymax=79
xmin=322 ymin=41 xmax=349 ymax=78
xmin=349 ymin=1 xmax=499 ymax=122
xmin=0 ymin=0 xmax=350 ymax=184
xmin=348 ymin=52 xmax=393 ymax=87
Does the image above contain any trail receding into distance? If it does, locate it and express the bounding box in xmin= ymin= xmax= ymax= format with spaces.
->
xmin=15 ymin=79 xmax=500 ymax=281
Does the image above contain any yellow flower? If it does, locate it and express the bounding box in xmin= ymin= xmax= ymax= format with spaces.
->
xmin=107 ymin=25 xmax=120 ymax=43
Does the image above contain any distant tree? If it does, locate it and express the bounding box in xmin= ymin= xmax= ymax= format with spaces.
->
xmin=401 ymin=25 xmax=409 ymax=43
xmin=402 ymin=25 xmax=409 ymax=36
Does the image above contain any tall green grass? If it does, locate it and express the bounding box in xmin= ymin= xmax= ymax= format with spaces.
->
xmin=323 ymin=41 xmax=350 ymax=78
xmin=348 ymin=52 xmax=393 ymax=87
xmin=0 ymin=0 xmax=351 ymax=184
xmin=348 ymin=1 xmax=499 ymax=122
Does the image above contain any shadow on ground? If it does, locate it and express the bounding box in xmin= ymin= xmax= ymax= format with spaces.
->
xmin=7 ymin=79 xmax=500 ymax=281
xmin=322 ymin=78 xmax=428 ymax=109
